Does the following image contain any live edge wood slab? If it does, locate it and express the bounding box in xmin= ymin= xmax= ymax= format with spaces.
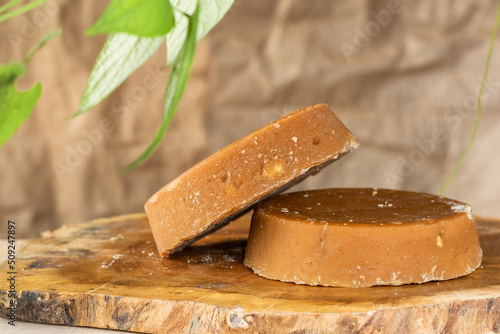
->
xmin=1 ymin=214 xmax=499 ymax=334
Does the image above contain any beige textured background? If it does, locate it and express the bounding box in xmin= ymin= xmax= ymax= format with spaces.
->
xmin=1 ymin=0 xmax=499 ymax=238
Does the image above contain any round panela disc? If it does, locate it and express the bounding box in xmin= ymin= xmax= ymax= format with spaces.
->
xmin=145 ymin=104 xmax=359 ymax=256
xmin=244 ymin=188 xmax=483 ymax=287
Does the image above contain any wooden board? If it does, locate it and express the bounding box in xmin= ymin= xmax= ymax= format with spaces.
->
xmin=1 ymin=213 xmax=499 ymax=333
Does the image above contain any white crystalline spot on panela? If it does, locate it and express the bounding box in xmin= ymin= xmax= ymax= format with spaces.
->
xmin=436 ymin=236 xmax=443 ymax=248
xmin=450 ymin=203 xmax=474 ymax=220
xmin=263 ymin=160 xmax=285 ymax=179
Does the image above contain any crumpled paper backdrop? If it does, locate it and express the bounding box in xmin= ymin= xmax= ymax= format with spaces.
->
xmin=1 ymin=0 xmax=499 ymax=238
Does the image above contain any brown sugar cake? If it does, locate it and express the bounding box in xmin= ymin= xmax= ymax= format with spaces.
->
xmin=145 ymin=104 xmax=359 ymax=256
xmin=244 ymin=188 xmax=483 ymax=287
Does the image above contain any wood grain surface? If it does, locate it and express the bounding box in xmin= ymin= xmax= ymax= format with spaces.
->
xmin=1 ymin=213 xmax=499 ymax=333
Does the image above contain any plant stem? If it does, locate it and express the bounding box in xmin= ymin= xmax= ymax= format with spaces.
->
xmin=438 ymin=0 xmax=500 ymax=195
xmin=0 ymin=0 xmax=51 ymax=23
xmin=23 ymin=28 xmax=62 ymax=65
xmin=0 ymin=0 xmax=24 ymax=15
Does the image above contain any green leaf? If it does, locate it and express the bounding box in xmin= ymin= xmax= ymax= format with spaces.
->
xmin=76 ymin=33 xmax=165 ymax=116
xmin=122 ymin=3 xmax=200 ymax=173
xmin=0 ymin=82 xmax=41 ymax=147
xmin=0 ymin=29 xmax=59 ymax=148
xmin=0 ymin=62 xmax=25 ymax=87
xmin=86 ymin=0 xmax=175 ymax=37
xmin=166 ymin=0 xmax=233 ymax=66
